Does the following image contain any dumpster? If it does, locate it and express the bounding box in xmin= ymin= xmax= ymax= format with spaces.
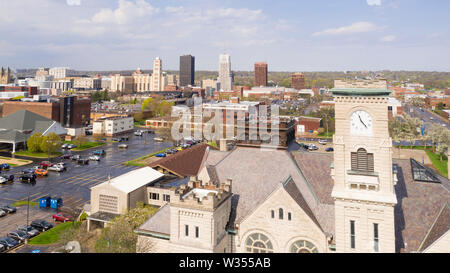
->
xmin=50 ymin=197 xmax=63 ymax=209
xmin=39 ymin=196 xmax=51 ymax=208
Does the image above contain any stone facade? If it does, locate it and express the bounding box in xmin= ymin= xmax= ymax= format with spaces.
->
xmin=332 ymin=91 xmax=397 ymax=253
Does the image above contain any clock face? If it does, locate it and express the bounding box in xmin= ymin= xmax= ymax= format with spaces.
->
xmin=350 ymin=110 xmax=373 ymax=136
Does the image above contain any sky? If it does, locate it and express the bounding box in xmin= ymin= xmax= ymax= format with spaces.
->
xmin=0 ymin=0 xmax=449 ymax=71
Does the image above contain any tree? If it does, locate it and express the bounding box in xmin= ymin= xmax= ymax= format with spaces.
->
xmin=40 ymin=133 xmax=62 ymax=154
xmin=95 ymin=202 xmax=157 ymax=253
xmin=315 ymin=107 xmax=335 ymax=136
xmin=402 ymin=114 xmax=423 ymax=149
xmin=27 ymin=133 xmax=44 ymax=153
xmin=73 ymin=136 xmax=88 ymax=148
xmin=157 ymin=101 xmax=174 ymax=117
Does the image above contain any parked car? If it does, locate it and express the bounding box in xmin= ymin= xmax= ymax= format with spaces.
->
xmin=19 ymin=173 xmax=36 ymax=183
xmin=318 ymin=139 xmax=327 ymax=145
xmin=71 ymin=155 xmax=81 ymax=161
xmin=308 ymin=144 xmax=318 ymax=151
xmin=134 ymin=131 xmax=143 ymax=136
xmin=60 ymin=154 xmax=72 ymax=159
xmin=55 ymin=162 xmax=67 ymax=168
xmin=85 ymin=130 xmax=93 ymax=135
xmin=93 ymin=149 xmax=105 ymax=156
xmin=52 ymin=212 xmax=73 ymax=223
xmin=0 ymin=243 xmax=5 ymax=253
xmin=77 ymin=158 xmax=89 ymax=165
xmin=34 ymin=169 xmax=48 ymax=176
xmin=118 ymin=144 xmax=128 ymax=149
xmin=121 ymin=136 xmax=129 ymax=141
xmin=18 ymin=225 xmax=39 ymax=237
xmin=89 ymin=155 xmax=101 ymax=161
xmin=7 ymin=230 xmax=30 ymax=243
xmin=155 ymin=153 xmax=166 ymax=157
xmin=176 ymin=146 xmax=184 ymax=151
xmin=0 ymin=205 xmax=16 ymax=214
xmin=30 ymin=219 xmax=53 ymax=232
xmin=0 ymin=163 xmax=10 ymax=171
xmin=0 ymin=210 xmax=6 ymax=217
xmin=47 ymin=165 xmax=65 ymax=172
xmin=61 ymin=143 xmax=70 ymax=149
xmin=165 ymin=149 xmax=177 ymax=154
xmin=40 ymin=161 xmax=52 ymax=168
xmin=112 ymin=138 xmax=122 ymax=142
xmin=21 ymin=168 xmax=35 ymax=175
xmin=0 ymin=176 xmax=7 ymax=184
xmin=325 ymin=147 xmax=334 ymax=152
xmin=0 ymin=237 xmax=19 ymax=249
xmin=0 ymin=174 xmax=14 ymax=182
xmin=67 ymin=144 xmax=77 ymax=149
xmin=153 ymin=137 xmax=164 ymax=142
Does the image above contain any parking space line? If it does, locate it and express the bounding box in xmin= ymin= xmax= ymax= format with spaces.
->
xmin=76 ymin=176 xmax=108 ymax=187
xmin=65 ymin=173 xmax=102 ymax=185
xmin=69 ymin=175 xmax=107 ymax=186
xmin=30 ymin=192 xmax=51 ymax=202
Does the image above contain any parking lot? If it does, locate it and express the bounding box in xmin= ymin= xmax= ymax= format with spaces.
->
xmin=0 ymin=131 xmax=172 ymax=235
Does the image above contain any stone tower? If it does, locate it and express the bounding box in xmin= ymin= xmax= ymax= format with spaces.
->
xmin=0 ymin=67 xmax=12 ymax=84
xmin=331 ymin=88 xmax=397 ymax=253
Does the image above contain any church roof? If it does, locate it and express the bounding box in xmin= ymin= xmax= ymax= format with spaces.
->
xmin=417 ymin=202 xmax=450 ymax=252
xmin=148 ymin=143 xmax=211 ymax=177
xmin=136 ymin=203 xmax=170 ymax=236
xmin=393 ymin=159 xmax=450 ymax=253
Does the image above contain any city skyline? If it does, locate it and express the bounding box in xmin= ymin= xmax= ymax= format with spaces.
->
xmin=0 ymin=0 xmax=449 ymax=72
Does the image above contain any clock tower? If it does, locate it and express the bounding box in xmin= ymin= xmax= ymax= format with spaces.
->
xmin=331 ymin=88 xmax=397 ymax=253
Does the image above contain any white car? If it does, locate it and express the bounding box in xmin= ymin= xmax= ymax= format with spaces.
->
xmin=48 ymin=165 xmax=64 ymax=172
xmin=0 ymin=176 xmax=7 ymax=184
xmin=0 ymin=210 xmax=5 ymax=217
xmin=318 ymin=139 xmax=327 ymax=145
xmin=89 ymin=155 xmax=101 ymax=161
xmin=118 ymin=144 xmax=128 ymax=149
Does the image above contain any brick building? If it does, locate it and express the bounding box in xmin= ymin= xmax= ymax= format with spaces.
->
xmin=0 ymin=86 xmax=38 ymax=96
xmin=2 ymin=96 xmax=91 ymax=127
xmin=291 ymin=73 xmax=306 ymax=90
xmin=254 ymin=62 xmax=268 ymax=87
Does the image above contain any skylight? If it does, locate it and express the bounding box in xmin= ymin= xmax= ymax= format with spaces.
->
xmin=410 ymin=158 xmax=441 ymax=183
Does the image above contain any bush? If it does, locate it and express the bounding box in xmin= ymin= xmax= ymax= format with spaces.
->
xmin=79 ymin=212 xmax=88 ymax=221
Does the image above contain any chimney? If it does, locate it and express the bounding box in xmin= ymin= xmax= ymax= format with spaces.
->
xmin=223 ymin=178 xmax=232 ymax=192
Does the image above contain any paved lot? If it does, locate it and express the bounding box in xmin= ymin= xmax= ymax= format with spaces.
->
xmin=0 ymin=131 xmax=172 ymax=235
xmin=0 ymin=206 xmax=54 ymax=236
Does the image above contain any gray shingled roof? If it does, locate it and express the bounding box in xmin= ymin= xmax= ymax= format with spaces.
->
xmin=137 ymin=204 xmax=170 ymax=236
xmin=0 ymin=110 xmax=53 ymax=131
xmin=393 ymin=159 xmax=450 ymax=253
xmin=417 ymin=202 xmax=450 ymax=252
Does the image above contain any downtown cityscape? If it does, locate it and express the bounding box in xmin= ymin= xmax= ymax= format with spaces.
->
xmin=0 ymin=0 xmax=449 ymax=266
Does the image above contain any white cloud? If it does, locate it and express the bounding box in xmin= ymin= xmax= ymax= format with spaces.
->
xmin=313 ymin=22 xmax=380 ymax=36
xmin=366 ymin=0 xmax=382 ymax=6
xmin=381 ymin=35 xmax=396 ymax=42
xmin=92 ymin=0 xmax=159 ymax=25
xmin=67 ymin=0 xmax=81 ymax=6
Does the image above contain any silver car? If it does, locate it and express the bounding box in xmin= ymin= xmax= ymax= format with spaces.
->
xmin=18 ymin=225 xmax=39 ymax=237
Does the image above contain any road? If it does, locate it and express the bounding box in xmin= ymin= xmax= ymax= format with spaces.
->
xmin=0 ymin=131 xmax=172 ymax=211
xmin=403 ymin=104 xmax=450 ymax=130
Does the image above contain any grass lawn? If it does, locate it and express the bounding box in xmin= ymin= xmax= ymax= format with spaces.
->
xmin=11 ymin=200 xmax=39 ymax=207
xmin=123 ymin=147 xmax=174 ymax=167
xmin=14 ymin=151 xmax=62 ymax=158
xmin=63 ymin=141 xmax=105 ymax=151
xmin=28 ymin=222 xmax=81 ymax=245
xmin=398 ymin=145 xmax=448 ymax=177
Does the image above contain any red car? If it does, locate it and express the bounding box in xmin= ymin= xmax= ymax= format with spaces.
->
xmin=52 ymin=213 xmax=72 ymax=223
xmin=40 ymin=161 xmax=53 ymax=168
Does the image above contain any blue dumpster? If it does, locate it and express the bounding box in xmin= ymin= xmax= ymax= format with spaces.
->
xmin=39 ymin=196 xmax=51 ymax=208
xmin=50 ymin=197 xmax=62 ymax=209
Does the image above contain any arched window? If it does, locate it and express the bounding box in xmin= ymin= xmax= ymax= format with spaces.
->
xmin=288 ymin=212 xmax=292 ymax=221
xmin=245 ymin=233 xmax=274 ymax=253
xmin=279 ymin=208 xmax=284 ymax=219
xmin=351 ymin=148 xmax=374 ymax=172
xmin=271 ymin=210 xmax=274 ymax=218
xmin=290 ymin=240 xmax=318 ymax=253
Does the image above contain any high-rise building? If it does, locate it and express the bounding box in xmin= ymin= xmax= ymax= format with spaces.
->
xmin=180 ymin=55 xmax=195 ymax=87
xmin=254 ymin=62 xmax=268 ymax=87
xmin=151 ymin=57 xmax=162 ymax=91
xmin=291 ymin=73 xmax=306 ymax=90
xmin=49 ymin=67 xmax=71 ymax=79
xmin=218 ymin=54 xmax=233 ymax=91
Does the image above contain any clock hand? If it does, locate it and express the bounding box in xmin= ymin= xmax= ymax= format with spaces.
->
xmin=358 ymin=114 xmax=367 ymax=128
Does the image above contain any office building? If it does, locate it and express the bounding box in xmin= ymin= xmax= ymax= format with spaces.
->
xmin=254 ymin=62 xmax=268 ymax=87
xmin=291 ymin=73 xmax=306 ymax=90
xmin=180 ymin=55 xmax=195 ymax=87
xmin=218 ymin=54 xmax=233 ymax=91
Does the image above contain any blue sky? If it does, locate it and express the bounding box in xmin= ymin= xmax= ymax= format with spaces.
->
xmin=0 ymin=0 xmax=449 ymax=71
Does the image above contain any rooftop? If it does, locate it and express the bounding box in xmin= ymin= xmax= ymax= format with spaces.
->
xmin=331 ymin=88 xmax=392 ymax=96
